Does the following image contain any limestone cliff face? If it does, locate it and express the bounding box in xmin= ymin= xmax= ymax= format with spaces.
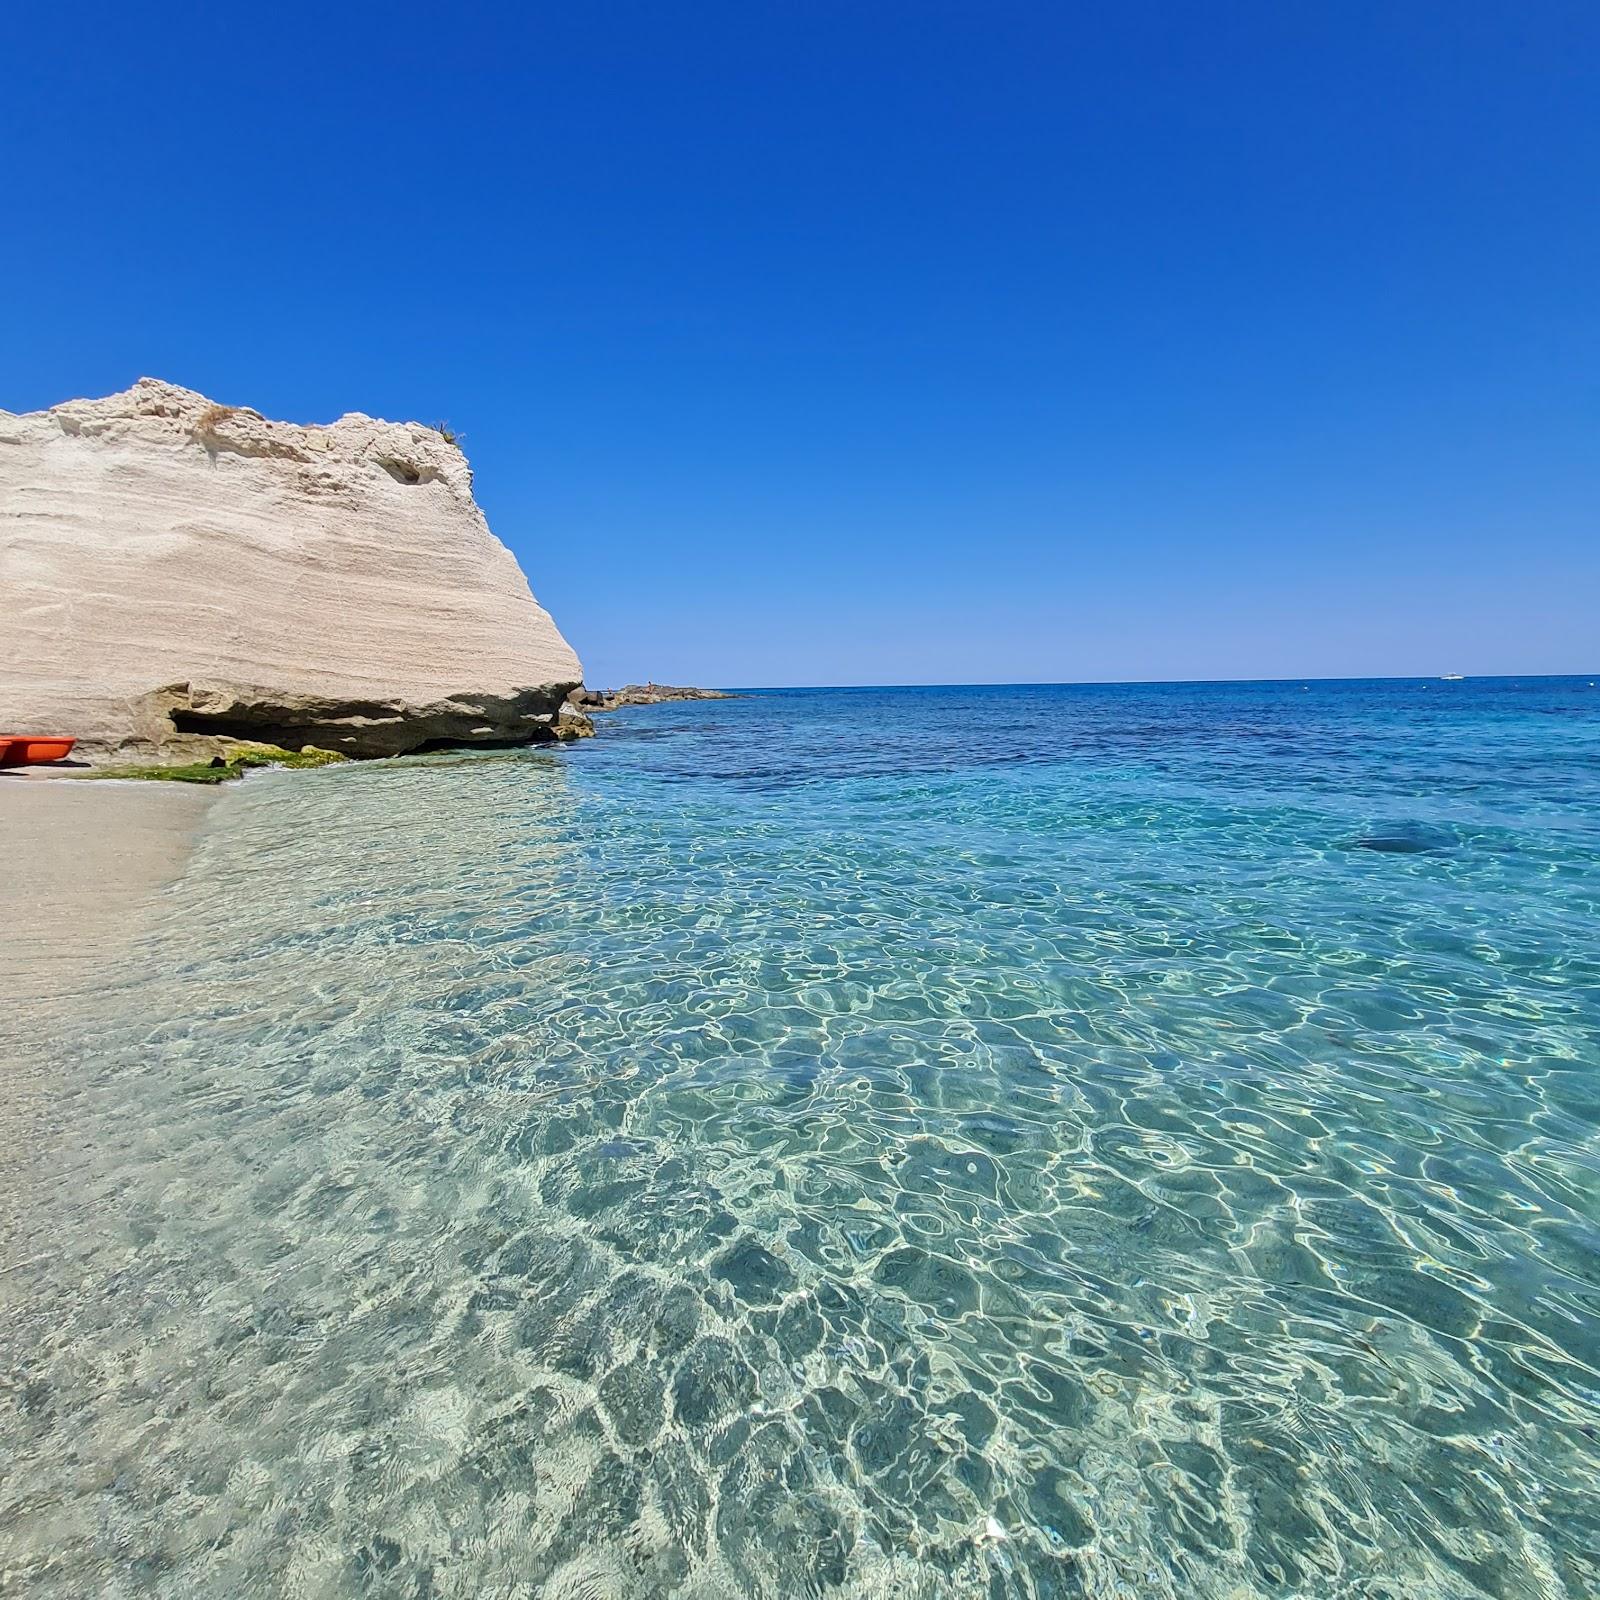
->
xmin=0 ymin=379 xmax=585 ymax=760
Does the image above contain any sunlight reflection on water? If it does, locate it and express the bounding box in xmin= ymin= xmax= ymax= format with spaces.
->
xmin=3 ymin=680 xmax=1599 ymax=1597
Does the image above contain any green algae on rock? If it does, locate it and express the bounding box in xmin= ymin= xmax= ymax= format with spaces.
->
xmin=85 ymin=744 xmax=348 ymax=784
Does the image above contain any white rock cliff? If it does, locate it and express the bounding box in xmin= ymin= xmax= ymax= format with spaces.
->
xmin=0 ymin=379 xmax=585 ymax=760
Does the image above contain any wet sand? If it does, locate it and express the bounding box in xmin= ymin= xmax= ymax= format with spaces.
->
xmin=0 ymin=774 xmax=216 ymax=1253
xmin=0 ymin=774 xmax=216 ymax=1002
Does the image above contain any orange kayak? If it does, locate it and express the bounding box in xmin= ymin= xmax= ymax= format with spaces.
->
xmin=0 ymin=736 xmax=77 ymax=765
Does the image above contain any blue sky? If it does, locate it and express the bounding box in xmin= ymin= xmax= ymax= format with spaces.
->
xmin=5 ymin=2 xmax=1596 ymax=687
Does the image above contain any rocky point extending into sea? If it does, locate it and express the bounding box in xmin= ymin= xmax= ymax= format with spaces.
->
xmin=570 ymin=683 xmax=735 ymax=712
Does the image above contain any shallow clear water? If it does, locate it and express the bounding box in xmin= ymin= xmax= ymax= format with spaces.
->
xmin=5 ymin=678 xmax=1600 ymax=1598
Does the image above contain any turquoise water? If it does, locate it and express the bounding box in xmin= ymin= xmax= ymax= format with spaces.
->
xmin=4 ymin=678 xmax=1600 ymax=1597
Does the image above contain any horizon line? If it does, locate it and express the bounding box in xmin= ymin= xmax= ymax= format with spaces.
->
xmin=689 ymin=671 xmax=1600 ymax=693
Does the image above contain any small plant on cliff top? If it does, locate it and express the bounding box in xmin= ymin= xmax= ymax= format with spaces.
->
xmin=432 ymin=421 xmax=464 ymax=449
xmin=193 ymin=403 xmax=239 ymax=437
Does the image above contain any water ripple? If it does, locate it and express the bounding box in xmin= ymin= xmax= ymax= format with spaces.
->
xmin=3 ymin=678 xmax=1599 ymax=1598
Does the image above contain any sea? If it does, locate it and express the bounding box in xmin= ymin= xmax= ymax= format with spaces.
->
xmin=3 ymin=677 xmax=1599 ymax=1598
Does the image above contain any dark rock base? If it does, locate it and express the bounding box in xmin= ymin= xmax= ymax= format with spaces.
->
xmin=84 ymin=680 xmax=592 ymax=765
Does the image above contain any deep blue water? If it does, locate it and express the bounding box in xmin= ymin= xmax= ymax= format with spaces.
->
xmin=4 ymin=677 xmax=1599 ymax=1598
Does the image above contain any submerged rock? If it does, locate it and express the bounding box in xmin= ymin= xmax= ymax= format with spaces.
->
xmin=0 ymin=379 xmax=583 ymax=761
xmin=1349 ymin=822 xmax=1458 ymax=855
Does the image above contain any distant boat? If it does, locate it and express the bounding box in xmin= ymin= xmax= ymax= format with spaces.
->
xmin=1439 ymin=673 xmax=1465 ymax=681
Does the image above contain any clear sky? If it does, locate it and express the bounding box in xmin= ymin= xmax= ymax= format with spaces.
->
xmin=5 ymin=3 xmax=1596 ymax=687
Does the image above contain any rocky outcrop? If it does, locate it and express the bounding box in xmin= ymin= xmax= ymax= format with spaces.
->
xmin=576 ymin=683 xmax=735 ymax=711
xmin=0 ymin=379 xmax=585 ymax=762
